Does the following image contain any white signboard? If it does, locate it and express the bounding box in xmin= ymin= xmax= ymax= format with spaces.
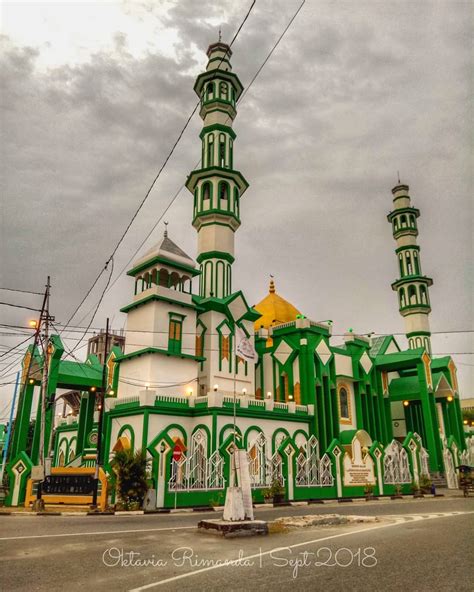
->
xmin=343 ymin=435 xmax=376 ymax=486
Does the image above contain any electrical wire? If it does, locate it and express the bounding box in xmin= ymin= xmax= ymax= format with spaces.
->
xmin=0 ymin=301 xmax=41 ymax=312
xmin=73 ymin=1 xmax=305 ymax=325
xmin=0 ymin=287 xmax=43 ymax=296
xmin=65 ymin=259 xmax=115 ymax=358
xmin=60 ymin=1 xmax=257 ymax=333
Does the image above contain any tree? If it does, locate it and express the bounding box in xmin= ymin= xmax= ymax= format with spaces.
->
xmin=111 ymin=448 xmax=149 ymax=509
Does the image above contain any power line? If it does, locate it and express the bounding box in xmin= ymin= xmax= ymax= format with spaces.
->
xmin=74 ymin=1 xmax=306 ymax=324
xmin=0 ymin=287 xmax=43 ymax=296
xmin=65 ymin=259 xmax=115 ymax=359
xmin=0 ymin=301 xmax=41 ymax=312
xmin=60 ymin=1 xmax=257 ymax=333
xmin=0 ymin=334 xmax=34 ymax=359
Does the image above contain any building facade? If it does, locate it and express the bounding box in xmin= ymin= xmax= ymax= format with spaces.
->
xmin=4 ymin=41 xmax=472 ymax=509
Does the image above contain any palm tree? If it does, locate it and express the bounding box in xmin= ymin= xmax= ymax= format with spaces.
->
xmin=111 ymin=448 xmax=149 ymax=509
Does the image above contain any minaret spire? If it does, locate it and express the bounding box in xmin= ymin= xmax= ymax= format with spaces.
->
xmin=186 ymin=41 xmax=248 ymax=299
xmin=388 ymin=183 xmax=433 ymax=353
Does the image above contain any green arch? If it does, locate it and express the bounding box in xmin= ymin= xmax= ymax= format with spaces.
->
xmin=191 ymin=424 xmax=212 ymax=456
xmin=272 ymin=428 xmax=291 ymax=453
xmin=56 ymin=437 xmax=69 ymax=466
xmin=117 ymin=424 xmax=136 ymax=451
xmin=219 ymin=423 xmax=242 ymax=446
xmin=243 ymin=425 xmax=264 ymax=448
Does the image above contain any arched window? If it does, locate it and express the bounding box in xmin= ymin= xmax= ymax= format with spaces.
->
xmin=202 ymin=181 xmax=211 ymax=209
xmin=405 ymin=252 xmax=413 ymax=275
xmin=215 ymin=261 xmax=225 ymax=298
xmin=206 ymin=82 xmax=215 ymax=101
xmin=398 ymin=254 xmax=404 ymax=276
xmin=203 ymin=261 xmax=213 ymax=296
xmin=338 ymin=386 xmax=350 ymax=420
xmin=230 ymin=86 xmax=235 ymax=105
xmin=413 ymin=251 xmax=420 ymax=274
xmin=279 ymin=372 xmax=289 ymax=402
xmin=420 ymin=285 xmax=428 ymax=304
xmin=219 ymin=181 xmax=229 ymax=209
xmin=226 ymin=263 xmax=231 ymax=295
xmin=170 ymin=272 xmax=180 ymax=290
xmin=134 ymin=277 xmax=141 ymax=295
xmin=409 ymin=215 xmax=415 ymax=227
xmin=219 ymin=133 xmax=226 ymax=167
xmin=219 ymin=82 xmax=228 ymax=100
xmin=401 ymin=215 xmax=407 ymax=227
xmin=233 ymin=187 xmax=239 ymax=216
xmin=58 ymin=450 xmax=65 ymax=467
xmin=143 ymin=272 xmax=151 ymax=289
xmin=399 ymin=288 xmax=406 ymax=308
xmin=190 ymin=429 xmax=207 ymax=488
xmin=248 ymin=432 xmax=267 ymax=487
xmin=193 ymin=188 xmax=198 ymax=217
xmin=158 ymin=268 xmax=169 ymax=288
xmin=408 ymin=285 xmax=417 ymax=305
xmin=181 ymin=275 xmax=190 ymax=293
xmin=394 ymin=218 xmax=399 ymax=231
xmin=206 ymin=134 xmax=214 ymax=167
xmin=229 ymin=139 xmax=233 ymax=168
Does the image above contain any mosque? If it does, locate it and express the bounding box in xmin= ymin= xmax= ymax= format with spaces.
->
xmin=4 ymin=41 xmax=472 ymax=509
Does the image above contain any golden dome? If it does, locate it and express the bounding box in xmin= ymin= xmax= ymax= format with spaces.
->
xmin=254 ymin=279 xmax=302 ymax=330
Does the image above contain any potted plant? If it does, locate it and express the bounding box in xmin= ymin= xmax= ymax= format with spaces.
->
xmin=269 ymin=479 xmax=286 ymax=505
xmin=209 ymin=492 xmax=224 ymax=508
xmin=419 ymin=473 xmax=432 ymax=494
xmin=364 ymin=481 xmax=375 ymax=500
xmin=391 ymin=483 xmax=403 ymax=500
xmin=111 ymin=448 xmax=149 ymax=510
xmin=262 ymin=487 xmax=273 ymax=504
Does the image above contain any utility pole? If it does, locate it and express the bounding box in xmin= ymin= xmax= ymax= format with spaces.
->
xmin=91 ymin=317 xmax=109 ymax=509
xmin=32 ymin=276 xmax=52 ymax=512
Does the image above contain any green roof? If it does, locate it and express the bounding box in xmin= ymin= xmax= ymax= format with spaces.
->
xmin=193 ymin=291 xmax=261 ymax=323
xmin=388 ymin=375 xmax=420 ymax=399
xmin=431 ymin=356 xmax=452 ymax=370
xmin=370 ymin=335 xmax=398 ymax=357
xmin=375 ymin=347 xmax=424 ymax=369
xmin=57 ymin=360 xmax=103 ymax=388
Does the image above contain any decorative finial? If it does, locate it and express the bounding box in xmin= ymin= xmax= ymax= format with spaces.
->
xmin=397 ymin=170 xmax=400 ymax=184
xmin=269 ymin=275 xmax=275 ymax=294
xmin=164 ymin=221 xmax=168 ymax=238
xmin=218 ymin=27 xmax=222 ymax=42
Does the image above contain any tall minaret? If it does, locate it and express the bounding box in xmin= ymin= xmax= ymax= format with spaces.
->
xmin=186 ymin=41 xmax=248 ymax=299
xmin=388 ymin=183 xmax=433 ymax=353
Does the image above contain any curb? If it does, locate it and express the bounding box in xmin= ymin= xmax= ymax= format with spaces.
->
xmin=0 ymin=493 xmax=455 ymax=516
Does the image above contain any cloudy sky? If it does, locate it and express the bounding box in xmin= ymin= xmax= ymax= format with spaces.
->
xmin=0 ymin=0 xmax=472 ymax=411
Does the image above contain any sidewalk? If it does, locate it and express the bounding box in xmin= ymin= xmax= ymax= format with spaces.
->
xmin=0 ymin=490 xmax=464 ymax=517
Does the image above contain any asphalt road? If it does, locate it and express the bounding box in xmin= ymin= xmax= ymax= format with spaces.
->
xmin=0 ymin=496 xmax=473 ymax=592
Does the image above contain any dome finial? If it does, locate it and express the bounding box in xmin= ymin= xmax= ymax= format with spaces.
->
xmin=164 ymin=221 xmax=168 ymax=238
xmin=269 ymin=274 xmax=275 ymax=294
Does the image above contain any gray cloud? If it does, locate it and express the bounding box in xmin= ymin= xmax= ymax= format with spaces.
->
xmin=0 ymin=0 xmax=472 ymax=401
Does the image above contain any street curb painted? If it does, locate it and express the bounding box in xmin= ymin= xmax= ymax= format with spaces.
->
xmin=0 ymin=493 xmax=454 ymax=516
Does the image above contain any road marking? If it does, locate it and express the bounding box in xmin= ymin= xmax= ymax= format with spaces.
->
xmin=0 ymin=525 xmax=195 ymax=541
xmin=129 ymin=511 xmax=474 ymax=591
